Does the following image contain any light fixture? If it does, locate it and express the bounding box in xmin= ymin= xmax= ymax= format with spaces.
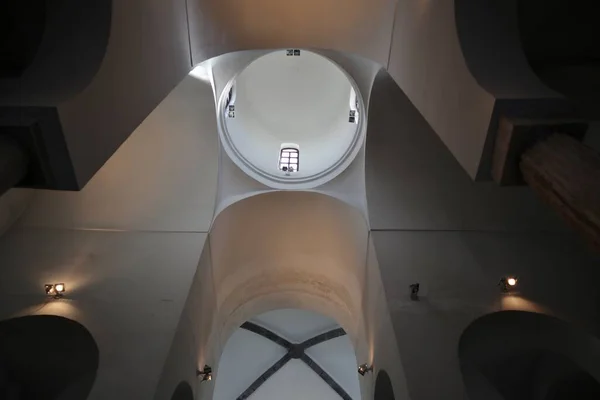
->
xmin=358 ymin=363 xmax=373 ymax=376
xmin=499 ymin=277 xmax=518 ymax=292
xmin=409 ymin=283 xmax=420 ymax=300
xmin=197 ymin=365 xmax=212 ymax=382
xmin=45 ymin=283 xmax=65 ymax=298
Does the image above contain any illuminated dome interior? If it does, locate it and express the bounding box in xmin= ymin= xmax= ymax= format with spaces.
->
xmin=218 ymin=50 xmax=365 ymax=189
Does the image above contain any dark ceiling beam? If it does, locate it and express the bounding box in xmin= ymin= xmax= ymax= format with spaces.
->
xmin=237 ymin=353 xmax=292 ymax=400
xmin=300 ymin=354 xmax=354 ymax=400
xmin=301 ymin=327 xmax=347 ymax=349
xmin=240 ymin=322 xmax=292 ymax=350
xmin=238 ymin=322 xmax=351 ymax=400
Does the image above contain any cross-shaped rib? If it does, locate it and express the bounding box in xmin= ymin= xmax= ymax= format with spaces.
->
xmin=238 ymin=322 xmax=352 ymax=400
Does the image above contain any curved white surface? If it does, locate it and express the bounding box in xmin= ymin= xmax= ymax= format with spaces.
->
xmin=213 ymin=309 xmax=361 ymax=400
xmin=219 ymin=50 xmax=366 ymax=189
xmin=188 ymin=0 xmax=396 ymax=66
xmin=208 ymin=191 xmax=369 ymax=342
xmin=207 ymin=50 xmax=381 ymax=227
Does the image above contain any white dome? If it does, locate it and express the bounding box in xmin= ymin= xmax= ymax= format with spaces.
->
xmin=218 ymin=50 xmax=365 ymax=189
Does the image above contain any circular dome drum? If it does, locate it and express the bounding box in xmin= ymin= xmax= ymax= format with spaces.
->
xmin=218 ymin=50 xmax=366 ymax=189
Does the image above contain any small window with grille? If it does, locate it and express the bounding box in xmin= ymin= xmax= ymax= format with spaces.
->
xmin=278 ymin=146 xmax=299 ymax=173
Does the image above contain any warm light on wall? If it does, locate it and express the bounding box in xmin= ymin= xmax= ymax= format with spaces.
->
xmin=499 ymin=277 xmax=518 ymax=292
xmin=358 ymin=363 xmax=373 ymax=376
xmin=45 ymin=283 xmax=65 ymax=298
xmin=197 ymin=365 xmax=212 ymax=382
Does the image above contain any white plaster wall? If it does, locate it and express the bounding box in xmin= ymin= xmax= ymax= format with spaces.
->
xmin=213 ymin=329 xmax=287 ymax=400
xmin=154 ymin=241 xmax=218 ymax=400
xmin=201 ymin=191 xmax=411 ymax=400
xmin=213 ymin=309 xmax=362 ymax=400
xmin=56 ymin=0 xmax=193 ymax=186
xmin=306 ymin=336 xmax=362 ymax=397
xmin=154 ymin=190 xmax=412 ymax=400
xmin=372 ymin=230 xmax=600 ymax=400
xmin=387 ymin=0 xmax=496 ymax=178
xmin=20 ymin=75 xmax=219 ymax=232
xmin=365 ymin=72 xmax=562 ymax=232
xmin=208 ymin=191 xmax=369 ymax=341
xmin=0 ymin=72 xmax=219 ymax=398
xmin=365 ymin=70 xmax=600 ymax=400
xmin=253 ymin=361 xmax=343 ymax=400
xmin=186 ymin=0 xmax=396 ymax=67
xmin=87 ymin=0 xmax=504 ymax=187
xmin=0 ymin=228 xmax=203 ymax=399
xmin=157 ymin=190 xmax=390 ymax=398
xmin=253 ymin=309 xmax=338 ymax=340
xmin=210 ymin=50 xmax=379 ymax=221
xmin=360 ymin=236 xmax=412 ymax=400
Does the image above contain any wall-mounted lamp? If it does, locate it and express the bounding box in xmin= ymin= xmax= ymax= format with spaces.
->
xmin=409 ymin=283 xmax=420 ymax=300
xmin=45 ymin=283 xmax=65 ymax=298
xmin=358 ymin=363 xmax=373 ymax=376
xmin=499 ymin=277 xmax=518 ymax=292
xmin=197 ymin=365 xmax=212 ymax=382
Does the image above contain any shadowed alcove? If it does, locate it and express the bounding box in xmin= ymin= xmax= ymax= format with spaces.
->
xmin=459 ymin=311 xmax=600 ymax=400
xmin=0 ymin=315 xmax=99 ymax=399
xmin=170 ymin=381 xmax=194 ymax=400
xmin=374 ymin=370 xmax=395 ymax=400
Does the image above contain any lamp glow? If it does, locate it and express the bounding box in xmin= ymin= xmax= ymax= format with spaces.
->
xmin=499 ymin=276 xmax=518 ymax=292
xmin=45 ymin=283 xmax=65 ymax=298
xmin=197 ymin=365 xmax=212 ymax=382
xmin=358 ymin=363 xmax=373 ymax=376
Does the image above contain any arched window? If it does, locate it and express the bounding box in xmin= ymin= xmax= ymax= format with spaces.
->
xmin=278 ymin=145 xmax=299 ymax=173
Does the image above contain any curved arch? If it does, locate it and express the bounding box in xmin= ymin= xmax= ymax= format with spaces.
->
xmin=170 ymin=381 xmax=194 ymax=400
xmin=213 ymin=308 xmax=361 ymax=400
xmin=517 ymin=0 xmax=600 ymax=103
xmin=454 ymin=0 xmax=557 ymax=99
xmin=545 ymin=371 xmax=600 ymax=400
xmin=211 ymin=188 xmax=368 ymax=234
xmin=0 ymin=0 xmax=112 ymax=106
xmin=374 ymin=370 xmax=395 ymax=400
xmin=0 ymin=0 xmax=46 ymax=78
xmin=217 ymin=290 xmax=359 ymax=352
xmin=192 ymin=0 xmax=394 ymax=66
xmin=207 ymin=190 xmax=371 ymax=377
xmin=211 ymin=189 xmax=369 ymax=242
xmin=0 ymin=315 xmax=99 ymax=399
xmin=459 ymin=311 xmax=600 ymax=400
